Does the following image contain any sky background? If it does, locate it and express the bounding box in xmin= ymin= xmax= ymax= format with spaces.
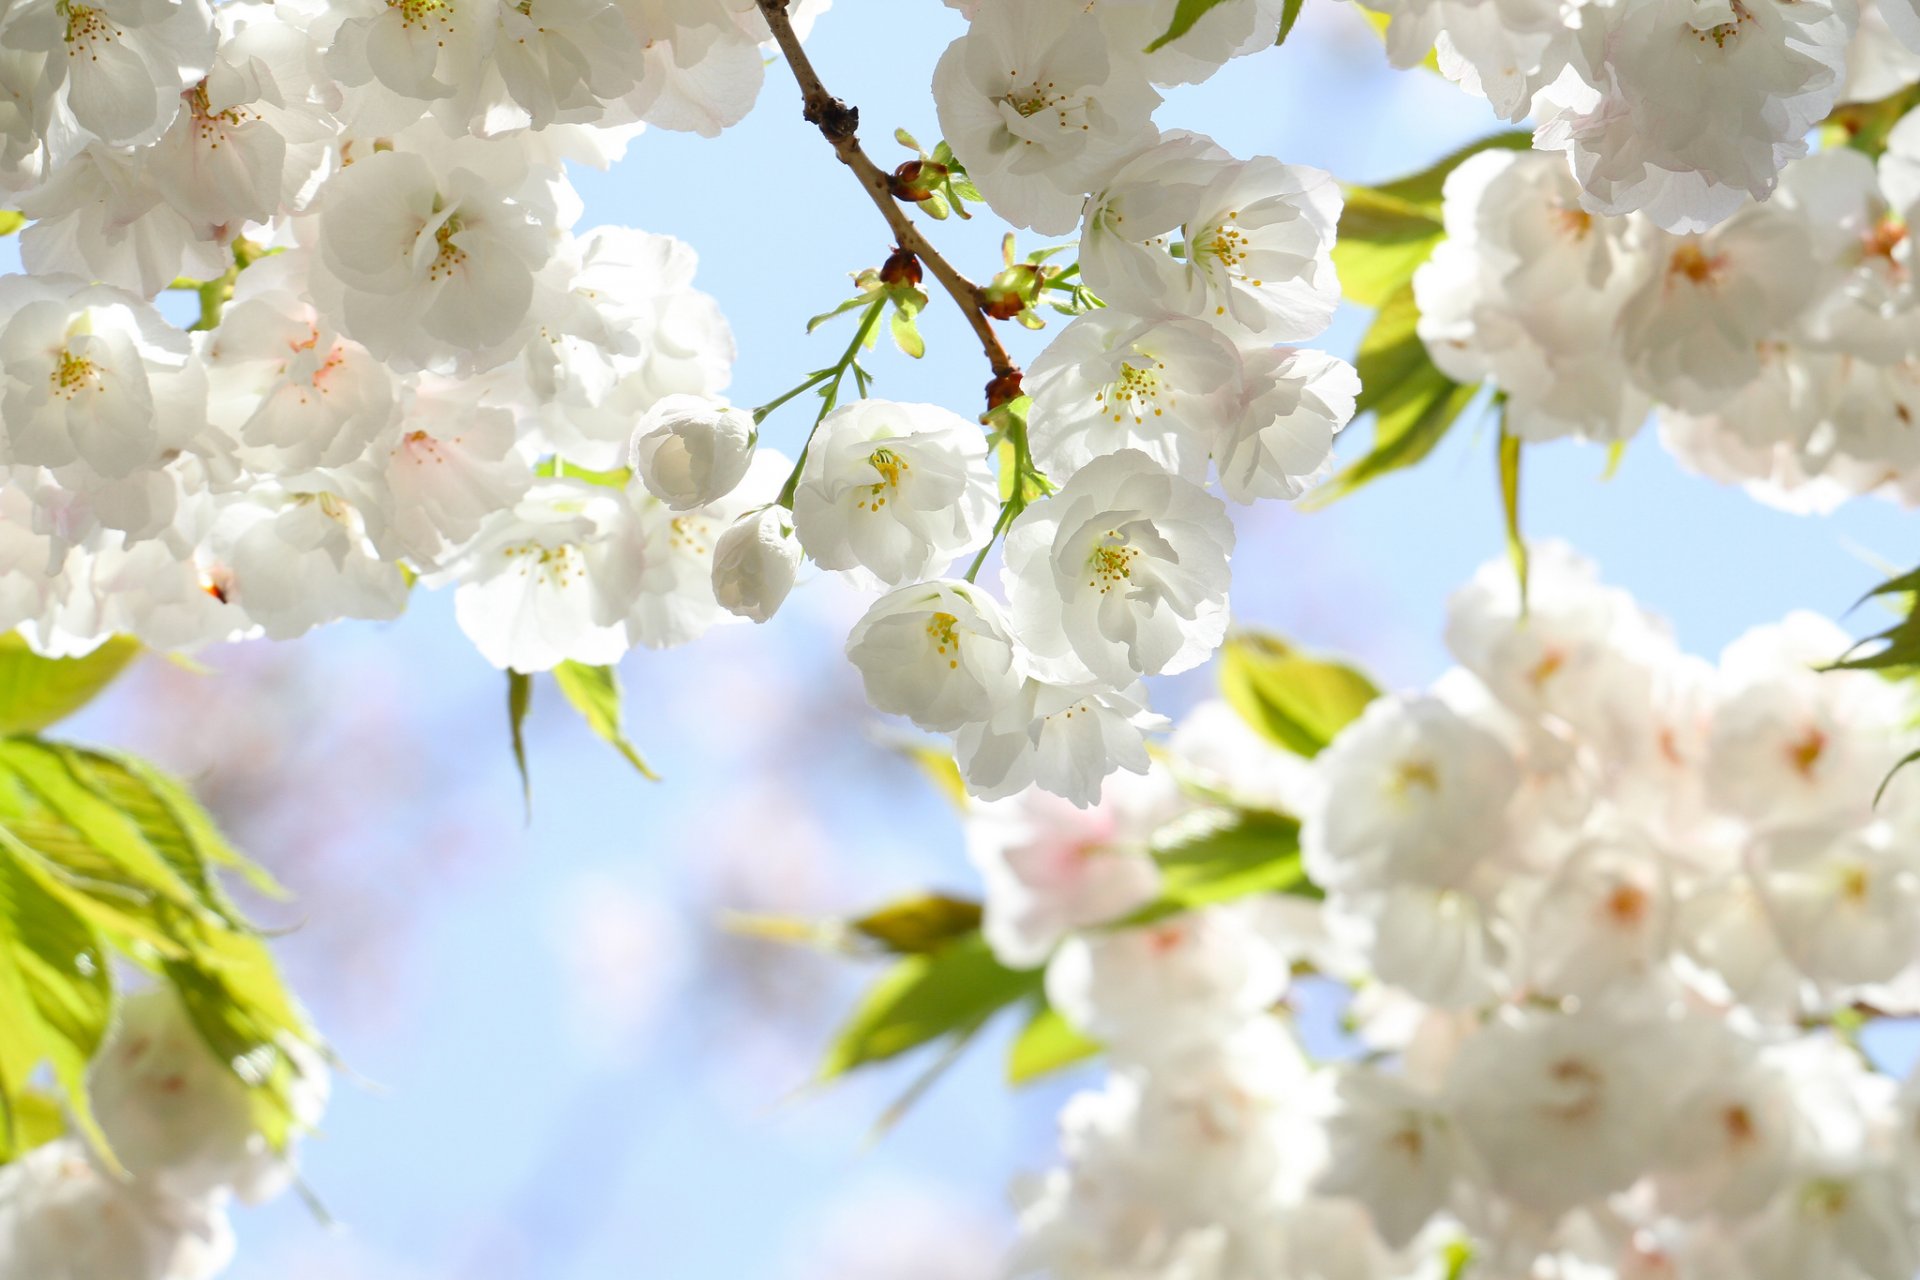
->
xmin=42 ymin=1 xmax=1920 ymax=1275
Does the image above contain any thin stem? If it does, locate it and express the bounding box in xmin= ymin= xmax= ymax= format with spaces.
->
xmin=775 ymin=297 xmax=888 ymax=509
xmin=754 ymin=0 xmax=1021 ymax=402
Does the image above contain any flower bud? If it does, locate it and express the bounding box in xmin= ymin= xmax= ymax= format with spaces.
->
xmin=890 ymin=159 xmax=948 ymax=203
xmin=881 ymin=245 xmax=923 ymax=288
xmin=711 ymin=506 xmax=801 ymax=623
xmin=630 ymin=394 xmax=755 ymax=511
xmin=980 ymin=263 xmax=1040 ymax=320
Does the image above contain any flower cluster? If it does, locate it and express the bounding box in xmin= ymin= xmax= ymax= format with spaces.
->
xmin=0 ymin=0 xmax=832 ymax=663
xmin=977 ymin=543 xmax=1920 ymax=1279
xmin=1419 ymin=133 xmax=1920 ymax=512
xmin=832 ymin=0 xmax=1358 ymax=805
xmin=0 ymin=991 xmax=326 ymax=1280
xmin=1361 ymin=0 xmax=1920 ymax=231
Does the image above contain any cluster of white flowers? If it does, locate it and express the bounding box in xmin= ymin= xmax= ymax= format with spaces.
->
xmin=1361 ymin=0 xmax=1920 ymax=231
xmin=977 ymin=542 xmax=1920 ymax=1279
xmin=0 ymin=991 xmax=327 ymax=1280
xmin=834 ymin=0 xmax=1359 ymax=806
xmin=0 ymin=0 xmax=835 ymax=666
xmin=1418 ymin=128 xmax=1920 ymax=512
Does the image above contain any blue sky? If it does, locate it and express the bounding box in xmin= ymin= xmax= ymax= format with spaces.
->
xmin=40 ymin=1 xmax=1920 ymax=1275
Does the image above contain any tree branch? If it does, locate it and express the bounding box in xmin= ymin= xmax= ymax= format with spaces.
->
xmin=754 ymin=0 xmax=1022 ymax=410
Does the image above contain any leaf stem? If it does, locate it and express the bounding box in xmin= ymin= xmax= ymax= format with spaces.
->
xmin=754 ymin=0 xmax=1022 ymax=407
xmin=776 ymin=296 xmax=888 ymax=509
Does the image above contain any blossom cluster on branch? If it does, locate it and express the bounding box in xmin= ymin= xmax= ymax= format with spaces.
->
xmin=1420 ymin=130 xmax=1920 ymax=511
xmin=974 ymin=545 xmax=1920 ymax=1280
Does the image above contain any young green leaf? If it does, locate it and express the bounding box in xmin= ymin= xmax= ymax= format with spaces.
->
xmin=1498 ymin=421 xmax=1529 ymax=616
xmin=1219 ymin=633 xmax=1381 ymax=757
xmin=1275 ymin=0 xmax=1305 ymax=44
xmin=1007 ymin=1003 xmax=1101 ymax=1085
xmin=1130 ymin=808 xmax=1318 ymax=921
xmin=820 ymin=934 xmax=1040 ymax=1080
xmin=1145 ymin=0 xmax=1237 ymax=51
xmin=507 ymin=670 xmax=533 ymax=812
xmin=850 ymin=894 xmax=984 ymax=954
xmin=0 ymin=634 xmax=141 ymax=736
xmin=552 ymin=661 xmax=660 ymax=781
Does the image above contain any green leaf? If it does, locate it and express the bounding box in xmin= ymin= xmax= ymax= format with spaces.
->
xmin=0 ymin=634 xmax=141 ymax=735
xmin=1331 ymin=132 xmax=1531 ymax=307
xmin=1219 ymin=633 xmax=1380 ymax=758
xmin=1145 ymin=0 xmax=1236 ymax=51
xmin=1822 ymin=83 xmax=1920 ymax=157
xmin=1369 ymin=131 xmax=1533 ymax=209
xmin=0 ymin=1089 xmax=64 ymax=1164
xmin=0 ymin=850 xmax=112 ymax=1158
xmin=1498 ymin=421 xmax=1528 ymax=616
xmin=1141 ymin=808 xmax=1317 ymax=917
xmin=1008 ymin=1003 xmax=1100 ymax=1084
xmin=0 ymin=211 xmax=22 ymax=237
xmin=1331 ymin=188 xmax=1443 ymax=308
xmin=552 ymin=662 xmax=659 ymax=781
xmin=1275 ymin=0 xmax=1305 ymax=43
xmin=889 ymin=300 xmax=926 ymax=359
xmin=507 ymin=670 xmax=532 ymax=812
xmin=1307 ymin=281 xmax=1478 ymax=505
xmin=1876 ymin=747 xmax=1920 ymax=807
xmin=890 ymin=741 xmax=969 ymax=810
xmin=850 ymin=894 xmax=983 ymax=954
xmin=1829 ymin=565 xmax=1920 ymax=676
xmin=0 ymin=740 xmax=208 ymax=920
xmin=820 ymin=933 xmax=1039 ymax=1080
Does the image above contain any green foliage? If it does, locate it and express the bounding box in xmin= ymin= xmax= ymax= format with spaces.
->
xmin=1829 ymin=565 xmax=1920 ymax=675
xmin=0 ymin=210 xmax=22 ymax=236
xmin=0 ymin=1088 xmax=63 ymax=1162
xmin=553 ymin=662 xmax=659 ymax=781
xmin=850 ymin=894 xmax=984 ymax=954
xmin=0 ymin=634 xmax=141 ymax=735
xmin=1822 ymin=83 xmax=1920 ymax=157
xmin=1219 ymin=632 xmax=1381 ymax=757
xmin=1307 ymin=281 xmax=1479 ymax=505
xmin=1498 ymin=419 xmax=1529 ymax=614
xmin=0 ymin=706 xmax=317 ymax=1167
xmin=1276 ymin=0 xmax=1305 ymax=44
xmin=1145 ymin=0 xmax=1237 ymax=51
xmin=1320 ymin=131 xmax=1528 ymax=500
xmin=1143 ymin=809 xmax=1317 ymax=916
xmin=819 ymin=933 xmax=1040 ymax=1081
xmin=1332 ymin=187 xmax=1443 ymax=308
xmin=507 ymin=670 xmax=532 ymax=812
xmin=1007 ymin=1003 xmax=1100 ymax=1085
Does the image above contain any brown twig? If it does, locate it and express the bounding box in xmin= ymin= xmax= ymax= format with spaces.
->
xmin=754 ymin=0 xmax=1022 ymax=409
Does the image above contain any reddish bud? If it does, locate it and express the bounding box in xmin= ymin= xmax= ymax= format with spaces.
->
xmin=889 ymin=159 xmax=948 ymax=203
xmin=880 ymin=245 xmax=922 ymax=287
xmin=985 ymin=369 xmax=1024 ymax=410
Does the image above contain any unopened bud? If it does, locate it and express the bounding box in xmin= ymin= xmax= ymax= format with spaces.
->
xmin=712 ymin=507 xmax=802 ymax=624
xmin=980 ymin=264 xmax=1039 ymax=321
xmin=890 ymin=159 xmax=948 ymax=203
xmin=881 ymin=245 xmax=922 ymax=287
xmin=985 ymin=369 xmax=1024 ymax=410
xmin=630 ymin=394 xmax=755 ymax=511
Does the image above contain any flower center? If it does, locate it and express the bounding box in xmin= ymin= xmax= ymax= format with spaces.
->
xmin=1668 ymin=241 xmax=1728 ymax=288
xmin=429 ymin=214 xmax=468 ymax=282
xmin=502 ymin=541 xmax=583 ymax=585
xmin=50 ymin=351 xmax=100 ymax=399
xmin=1094 ymin=360 xmax=1173 ymax=426
xmin=1086 ymin=534 xmax=1140 ymax=593
xmin=926 ymin=611 xmax=961 ymax=670
xmin=388 ymin=0 xmax=455 ymax=30
xmin=60 ymin=1 xmax=120 ymax=52
xmin=1786 ymin=725 xmax=1826 ymax=778
xmin=857 ymin=447 xmax=908 ymax=510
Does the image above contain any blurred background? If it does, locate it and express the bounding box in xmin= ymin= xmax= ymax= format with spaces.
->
xmin=46 ymin=1 xmax=1920 ymax=1273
